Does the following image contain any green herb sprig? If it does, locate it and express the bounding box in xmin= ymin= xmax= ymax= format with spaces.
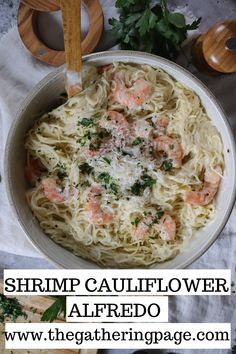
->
xmin=79 ymin=163 xmax=94 ymax=175
xmin=0 ymin=294 xmax=27 ymax=323
xmin=41 ymin=296 xmax=66 ymax=323
xmin=131 ymin=174 xmax=156 ymax=196
xmin=56 ymin=162 xmax=67 ymax=180
xmin=78 ymin=118 xmax=93 ymax=127
xmin=132 ymin=137 xmax=142 ymax=146
xmin=161 ymin=160 xmax=173 ymax=171
xmin=109 ymin=0 xmax=201 ymax=60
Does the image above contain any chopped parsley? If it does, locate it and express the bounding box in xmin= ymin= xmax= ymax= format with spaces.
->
xmin=102 ymin=156 xmax=111 ymax=165
xmin=131 ymin=217 xmax=141 ymax=227
xmin=131 ymin=181 xmax=143 ymax=196
xmin=89 ymin=141 xmax=101 ymax=151
xmin=151 ymin=209 xmax=164 ymax=225
xmin=77 ymin=137 xmax=86 ymax=147
xmin=169 ymin=144 xmax=174 ymax=150
xmin=98 ymin=172 xmax=111 ymax=184
xmin=79 ymin=163 xmax=94 ymax=175
xmin=110 ymin=182 xmax=118 ymax=194
xmin=81 ymin=180 xmax=91 ymax=187
xmin=77 ymin=131 xmax=97 ymax=147
xmin=141 ymin=174 xmax=156 ymax=187
xmin=130 ymin=174 xmax=156 ymax=196
xmin=161 ymin=160 xmax=173 ymax=171
xmin=78 ymin=118 xmax=93 ymax=127
xmin=132 ymin=137 xmax=142 ymax=146
xmin=98 ymin=130 xmax=110 ymax=139
xmin=0 ymin=294 xmax=27 ymax=323
xmin=56 ymin=163 xmax=67 ymax=180
xmin=149 ymin=236 xmax=156 ymax=240
xmin=121 ymin=150 xmax=133 ymax=157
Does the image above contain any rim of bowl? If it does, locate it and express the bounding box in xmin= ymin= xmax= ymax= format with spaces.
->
xmin=4 ymin=50 xmax=236 ymax=269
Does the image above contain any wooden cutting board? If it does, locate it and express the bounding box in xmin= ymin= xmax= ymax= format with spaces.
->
xmin=0 ymin=282 xmax=98 ymax=354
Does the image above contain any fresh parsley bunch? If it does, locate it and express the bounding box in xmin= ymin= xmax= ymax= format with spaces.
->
xmin=109 ymin=0 xmax=201 ymax=60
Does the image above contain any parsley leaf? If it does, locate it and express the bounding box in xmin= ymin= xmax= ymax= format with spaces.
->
xmin=81 ymin=180 xmax=91 ymax=187
xmin=131 ymin=181 xmax=143 ymax=196
xmin=79 ymin=163 xmax=94 ymax=175
xmin=141 ymin=174 xmax=156 ymax=187
xmin=131 ymin=217 xmax=141 ymax=226
xmin=98 ymin=130 xmax=110 ymax=139
xmin=110 ymin=182 xmax=118 ymax=194
xmin=136 ymin=9 xmax=158 ymax=36
xmin=186 ymin=17 xmax=201 ymax=30
xmin=56 ymin=163 xmax=67 ymax=180
xmin=132 ymin=137 xmax=142 ymax=146
xmin=130 ymin=174 xmax=156 ymax=195
xmin=89 ymin=141 xmax=101 ymax=151
xmin=161 ymin=160 xmax=173 ymax=171
xmin=102 ymin=157 xmax=111 ymax=165
xmin=167 ymin=12 xmax=186 ymax=28
xmin=98 ymin=172 xmax=111 ymax=184
xmin=121 ymin=150 xmax=133 ymax=157
xmin=41 ymin=296 xmax=66 ymax=323
xmin=78 ymin=118 xmax=93 ymax=127
xmin=152 ymin=209 xmax=164 ymax=224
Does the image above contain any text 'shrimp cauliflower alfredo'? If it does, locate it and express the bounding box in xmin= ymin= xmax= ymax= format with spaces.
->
xmin=24 ymin=61 xmax=225 ymax=268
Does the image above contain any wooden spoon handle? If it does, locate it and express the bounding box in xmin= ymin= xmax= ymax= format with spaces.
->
xmin=61 ymin=0 xmax=82 ymax=97
xmin=21 ymin=0 xmax=60 ymax=11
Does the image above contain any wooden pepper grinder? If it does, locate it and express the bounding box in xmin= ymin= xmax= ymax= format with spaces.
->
xmin=192 ymin=20 xmax=236 ymax=74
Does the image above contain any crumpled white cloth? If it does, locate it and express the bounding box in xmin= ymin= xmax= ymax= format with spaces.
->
xmin=0 ymin=24 xmax=236 ymax=354
xmin=0 ymin=27 xmax=52 ymax=257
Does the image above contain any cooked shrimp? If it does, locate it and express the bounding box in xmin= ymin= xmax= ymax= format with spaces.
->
xmin=133 ymin=213 xmax=176 ymax=241
xmin=154 ymin=135 xmax=183 ymax=168
xmin=132 ymin=119 xmax=153 ymax=140
xmin=82 ymin=111 xmax=128 ymax=157
xmin=153 ymin=116 xmax=169 ymax=136
xmin=133 ymin=216 xmax=153 ymax=240
xmin=154 ymin=213 xmax=176 ymax=241
xmin=100 ymin=111 xmax=130 ymax=136
xmin=184 ymin=166 xmax=222 ymax=206
xmin=82 ymin=142 xmax=112 ymax=159
xmin=42 ymin=178 xmax=72 ymax=203
xmin=112 ymin=72 xmax=154 ymax=109
xmin=99 ymin=110 xmax=130 ymax=147
xmin=85 ymin=186 xmax=114 ymax=225
xmin=25 ymin=157 xmax=45 ymax=185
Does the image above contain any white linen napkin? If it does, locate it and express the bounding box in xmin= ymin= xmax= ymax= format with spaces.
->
xmin=0 ymin=27 xmax=52 ymax=257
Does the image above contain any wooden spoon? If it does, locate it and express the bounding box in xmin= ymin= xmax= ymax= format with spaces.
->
xmin=21 ymin=0 xmax=60 ymax=11
xmin=60 ymin=0 xmax=83 ymax=97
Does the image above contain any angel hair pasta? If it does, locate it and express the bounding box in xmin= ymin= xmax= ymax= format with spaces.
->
xmin=24 ymin=62 xmax=224 ymax=267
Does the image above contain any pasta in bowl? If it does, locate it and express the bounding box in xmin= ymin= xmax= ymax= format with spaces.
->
xmin=5 ymin=51 xmax=236 ymax=269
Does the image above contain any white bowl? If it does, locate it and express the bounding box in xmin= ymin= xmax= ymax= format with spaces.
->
xmin=4 ymin=51 xmax=236 ymax=269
